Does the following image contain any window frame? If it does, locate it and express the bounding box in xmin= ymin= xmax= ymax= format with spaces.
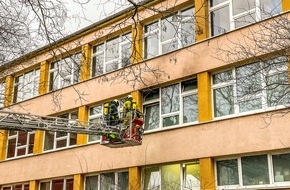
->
xmin=6 ymin=130 xmax=35 ymax=159
xmin=212 ymin=57 xmax=289 ymax=119
xmin=85 ymin=170 xmax=129 ymax=190
xmin=13 ymin=68 xmax=40 ymax=103
xmin=215 ymin=152 xmax=290 ymax=189
xmin=0 ymin=81 xmax=5 ymax=107
xmin=39 ymin=178 xmax=73 ymax=190
xmin=1 ymin=183 xmax=29 ymax=190
xmin=143 ymin=6 xmax=195 ymax=59
xmin=88 ymin=104 xmax=104 ymax=143
xmin=49 ymin=53 xmax=81 ymax=91
xmin=143 ymin=78 xmax=198 ymax=132
xmin=91 ymin=32 xmax=132 ymax=78
xmin=209 ymin=0 xmax=282 ymax=36
xmin=43 ymin=111 xmax=78 ymax=152
xmin=142 ymin=161 xmax=200 ymax=190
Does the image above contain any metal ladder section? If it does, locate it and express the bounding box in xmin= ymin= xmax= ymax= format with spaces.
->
xmin=0 ymin=110 xmax=120 ymax=135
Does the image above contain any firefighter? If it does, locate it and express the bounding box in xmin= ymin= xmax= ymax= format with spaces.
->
xmin=123 ymin=95 xmax=137 ymax=126
xmin=103 ymin=99 xmax=120 ymax=126
xmin=103 ymin=99 xmax=121 ymax=141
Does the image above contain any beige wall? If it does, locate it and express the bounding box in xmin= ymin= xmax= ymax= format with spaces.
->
xmin=0 ymin=111 xmax=289 ymax=184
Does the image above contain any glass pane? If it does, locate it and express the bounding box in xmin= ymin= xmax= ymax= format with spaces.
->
xmin=144 ymin=34 xmax=159 ymax=59
xmin=210 ymin=0 xmax=228 ymax=7
xmin=56 ymin=131 xmax=68 ymax=138
xmin=163 ymin=115 xmax=179 ymax=127
xmin=234 ymin=12 xmax=256 ymax=28
xmin=100 ymin=173 xmax=115 ymax=190
xmin=161 ymin=84 xmax=180 ymax=114
xmin=105 ymin=61 xmax=119 ymax=73
xmin=239 ymin=98 xmax=262 ymax=112
xmin=183 ymin=94 xmax=198 ymax=123
xmin=24 ymin=184 xmax=29 ymax=190
xmin=66 ymin=179 xmax=74 ymax=190
xmin=17 ymin=148 xmax=26 ymax=156
xmin=145 ymin=22 xmax=159 ymax=33
xmin=266 ymin=73 xmax=290 ymax=107
xmin=0 ymin=82 xmax=5 ymax=107
xmin=217 ymin=159 xmax=239 ymax=186
xmin=182 ymin=79 xmax=197 ymax=92
xmin=117 ymin=172 xmax=128 ymax=190
xmin=162 ymin=40 xmax=178 ymax=54
xmin=90 ymin=105 xmax=102 ymax=115
xmin=14 ymin=185 xmax=22 ymax=190
xmin=40 ymin=182 xmax=50 ymax=190
xmin=261 ymin=0 xmax=282 ymax=19
xmin=106 ymin=37 xmax=119 ymax=62
xmin=161 ymin=164 xmax=180 ymax=189
xmin=161 ymin=14 xmax=179 ymax=42
xmin=211 ymin=6 xmax=230 ymax=36
xmin=213 ymin=86 xmax=234 ymax=117
xmin=28 ymin=133 xmax=35 ymax=154
xmin=236 ymin=63 xmax=262 ymax=98
xmin=7 ymin=138 xmax=16 ymax=158
xmin=233 ymin=0 xmax=255 ymax=15
xmin=93 ymin=44 xmax=104 ymax=53
xmin=143 ymin=89 xmax=159 ymax=102
xmin=18 ymin=131 xmax=27 ymax=146
xmin=144 ymin=167 xmax=160 ymax=190
xmin=181 ymin=21 xmax=195 ymax=46
xmin=92 ymin=54 xmax=104 ymax=77
xmin=273 ymin=153 xmax=290 ymax=182
xmin=213 ymin=70 xmax=232 ymax=84
xmin=86 ymin=176 xmax=98 ymax=190
xmin=144 ymin=104 xmax=160 ymax=131
xmin=9 ymin=130 xmax=17 ymax=136
xmin=241 ymin=155 xmax=269 ymax=186
xmin=44 ymin=131 xmax=54 ymax=151
xmin=121 ymin=43 xmax=132 ymax=67
xmin=184 ymin=162 xmax=200 ymax=189
xmin=69 ymin=133 xmax=77 ymax=146
xmin=56 ymin=139 xmax=67 ymax=148
xmin=52 ymin=179 xmax=64 ymax=190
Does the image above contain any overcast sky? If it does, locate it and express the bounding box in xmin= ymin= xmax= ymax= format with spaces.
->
xmin=63 ymin=0 xmax=130 ymax=34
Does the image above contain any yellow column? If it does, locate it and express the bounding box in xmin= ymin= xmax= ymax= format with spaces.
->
xmin=200 ymin=158 xmax=216 ymax=190
xmin=38 ymin=60 xmax=49 ymax=94
xmin=4 ymin=75 xmax=14 ymax=106
xmin=282 ymin=0 xmax=290 ymax=11
xmin=33 ymin=61 xmax=49 ymax=154
xmin=129 ymin=166 xmax=141 ymax=190
xmin=195 ymin=0 xmax=209 ymax=42
xmin=80 ymin=44 xmax=92 ymax=81
xmin=132 ymin=23 xmax=143 ymax=64
xmin=77 ymin=106 xmax=88 ymax=145
xmin=131 ymin=91 xmax=142 ymax=111
xmin=197 ymin=72 xmax=212 ymax=122
xmin=29 ymin=180 xmax=39 ymax=190
xmin=74 ymin=174 xmax=84 ymax=190
xmin=0 ymin=130 xmax=8 ymax=160
xmin=0 ymin=76 xmax=14 ymax=160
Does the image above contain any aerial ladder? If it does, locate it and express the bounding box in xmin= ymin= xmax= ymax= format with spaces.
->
xmin=0 ymin=110 xmax=144 ymax=148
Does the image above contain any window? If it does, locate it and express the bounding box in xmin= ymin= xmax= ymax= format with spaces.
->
xmin=44 ymin=111 xmax=78 ymax=151
xmin=13 ymin=69 xmax=40 ymax=103
xmin=212 ymin=56 xmax=289 ymax=118
xmin=6 ymin=130 xmax=34 ymax=159
xmin=144 ymin=7 xmax=195 ymax=59
xmin=40 ymin=178 xmax=73 ymax=190
xmin=85 ymin=171 xmax=128 ymax=190
xmin=216 ymin=153 xmax=290 ymax=188
xmin=49 ymin=53 xmax=81 ymax=91
xmin=210 ymin=0 xmax=282 ymax=36
xmin=143 ymin=162 xmax=200 ymax=190
xmin=91 ymin=33 xmax=132 ymax=77
xmin=88 ymin=105 xmax=103 ymax=142
xmin=0 ymin=81 xmax=4 ymax=107
xmin=2 ymin=183 xmax=29 ymax=190
xmin=143 ymin=79 xmax=198 ymax=131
